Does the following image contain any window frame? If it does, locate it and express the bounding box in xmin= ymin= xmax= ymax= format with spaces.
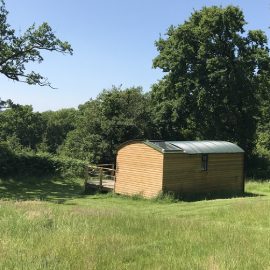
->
xmin=201 ymin=154 xmax=208 ymax=171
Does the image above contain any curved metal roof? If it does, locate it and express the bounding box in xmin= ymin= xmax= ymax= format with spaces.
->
xmin=147 ymin=140 xmax=244 ymax=154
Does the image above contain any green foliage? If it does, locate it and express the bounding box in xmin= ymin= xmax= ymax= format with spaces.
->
xmin=60 ymin=86 xmax=152 ymax=163
xmin=0 ymin=98 xmax=14 ymax=111
xmin=251 ymin=80 xmax=270 ymax=177
xmin=49 ymin=155 xmax=87 ymax=178
xmin=2 ymin=4 xmax=270 ymax=176
xmin=0 ymin=142 xmax=14 ymax=175
xmin=59 ymin=129 xmax=105 ymax=163
xmin=152 ymin=6 xmax=270 ymax=157
xmin=0 ymin=104 xmax=77 ymax=155
xmin=40 ymin=108 xmax=77 ymax=153
xmin=0 ymin=104 xmax=45 ymax=149
xmin=255 ymin=77 xmax=270 ymax=157
xmin=0 ymin=0 xmax=72 ymax=87
xmin=0 ymin=144 xmax=87 ymax=178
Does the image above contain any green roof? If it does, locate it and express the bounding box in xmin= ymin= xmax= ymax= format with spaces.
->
xmin=146 ymin=140 xmax=244 ymax=154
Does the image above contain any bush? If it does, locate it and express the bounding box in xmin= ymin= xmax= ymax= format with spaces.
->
xmin=0 ymin=142 xmax=15 ymax=175
xmin=50 ymin=155 xmax=88 ymax=178
xmin=0 ymin=145 xmax=87 ymax=178
xmin=247 ymin=155 xmax=270 ymax=179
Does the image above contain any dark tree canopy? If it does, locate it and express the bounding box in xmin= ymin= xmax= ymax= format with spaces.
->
xmin=40 ymin=109 xmax=77 ymax=153
xmin=0 ymin=0 xmax=72 ymax=88
xmin=151 ymin=5 xmax=270 ymax=156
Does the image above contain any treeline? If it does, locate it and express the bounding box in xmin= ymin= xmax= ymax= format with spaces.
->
xmin=2 ymin=5 xmax=270 ymax=177
xmin=1 ymin=84 xmax=270 ymax=176
xmin=0 ymin=87 xmax=152 ymax=164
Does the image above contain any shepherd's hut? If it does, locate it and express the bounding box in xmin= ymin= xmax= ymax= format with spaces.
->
xmin=115 ymin=140 xmax=245 ymax=198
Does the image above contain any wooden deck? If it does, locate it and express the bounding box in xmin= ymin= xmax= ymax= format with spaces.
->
xmin=84 ymin=164 xmax=115 ymax=193
xmin=85 ymin=179 xmax=115 ymax=192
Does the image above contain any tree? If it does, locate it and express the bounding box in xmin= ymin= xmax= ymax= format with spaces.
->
xmin=151 ymin=6 xmax=270 ymax=156
xmin=0 ymin=98 xmax=14 ymax=111
xmin=60 ymin=86 xmax=152 ymax=163
xmin=255 ymin=76 xmax=270 ymax=158
xmin=0 ymin=104 xmax=45 ymax=149
xmin=0 ymin=0 xmax=72 ymax=89
xmin=40 ymin=108 xmax=77 ymax=153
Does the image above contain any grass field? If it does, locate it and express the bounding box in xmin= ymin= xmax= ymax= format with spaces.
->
xmin=0 ymin=177 xmax=269 ymax=270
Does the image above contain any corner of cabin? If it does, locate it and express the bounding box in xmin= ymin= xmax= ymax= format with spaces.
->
xmin=115 ymin=141 xmax=164 ymax=198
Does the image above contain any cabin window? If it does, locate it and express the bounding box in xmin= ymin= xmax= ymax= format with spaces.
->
xmin=201 ymin=154 xmax=208 ymax=171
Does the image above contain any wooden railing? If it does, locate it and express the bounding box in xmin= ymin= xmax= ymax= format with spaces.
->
xmin=85 ymin=164 xmax=116 ymax=192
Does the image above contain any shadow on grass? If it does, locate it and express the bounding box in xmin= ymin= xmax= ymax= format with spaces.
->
xmin=83 ymin=188 xmax=262 ymax=203
xmin=243 ymin=192 xmax=262 ymax=198
xmin=170 ymin=191 xmax=263 ymax=202
xmin=0 ymin=175 xmax=85 ymax=203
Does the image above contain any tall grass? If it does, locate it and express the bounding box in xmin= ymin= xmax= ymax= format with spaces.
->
xmin=0 ymin=179 xmax=269 ymax=269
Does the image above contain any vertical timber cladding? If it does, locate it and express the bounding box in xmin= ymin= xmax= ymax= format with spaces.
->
xmin=162 ymin=152 xmax=244 ymax=195
xmin=115 ymin=142 xmax=163 ymax=198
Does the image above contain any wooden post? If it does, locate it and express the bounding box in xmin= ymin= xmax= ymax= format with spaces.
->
xmin=99 ymin=168 xmax=103 ymax=190
xmin=111 ymin=164 xmax=115 ymax=178
xmin=111 ymin=164 xmax=115 ymax=192
xmin=84 ymin=166 xmax=89 ymax=184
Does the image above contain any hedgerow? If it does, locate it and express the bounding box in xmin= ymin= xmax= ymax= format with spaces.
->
xmin=0 ymin=142 xmax=87 ymax=178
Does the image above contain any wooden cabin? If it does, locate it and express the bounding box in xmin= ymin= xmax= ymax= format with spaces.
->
xmin=115 ymin=140 xmax=245 ymax=198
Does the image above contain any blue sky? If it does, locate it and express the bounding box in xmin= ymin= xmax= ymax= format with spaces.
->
xmin=1 ymin=0 xmax=270 ymax=111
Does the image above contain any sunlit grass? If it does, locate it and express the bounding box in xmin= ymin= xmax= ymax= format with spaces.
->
xmin=245 ymin=179 xmax=270 ymax=195
xmin=0 ymin=178 xmax=269 ymax=269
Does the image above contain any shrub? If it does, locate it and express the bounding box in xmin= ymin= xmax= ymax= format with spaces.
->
xmin=246 ymin=155 xmax=270 ymax=179
xmin=0 ymin=142 xmax=15 ymax=176
xmin=0 ymin=146 xmax=87 ymax=178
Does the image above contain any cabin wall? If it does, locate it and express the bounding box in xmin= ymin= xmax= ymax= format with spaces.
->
xmin=163 ymin=153 xmax=244 ymax=195
xmin=115 ymin=142 xmax=163 ymax=198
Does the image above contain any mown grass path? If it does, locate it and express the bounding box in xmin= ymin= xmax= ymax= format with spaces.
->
xmin=0 ymin=178 xmax=269 ymax=269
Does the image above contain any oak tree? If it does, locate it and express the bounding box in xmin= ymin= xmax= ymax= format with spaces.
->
xmin=0 ymin=0 xmax=72 ymax=91
xmin=151 ymin=6 xmax=270 ymax=156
